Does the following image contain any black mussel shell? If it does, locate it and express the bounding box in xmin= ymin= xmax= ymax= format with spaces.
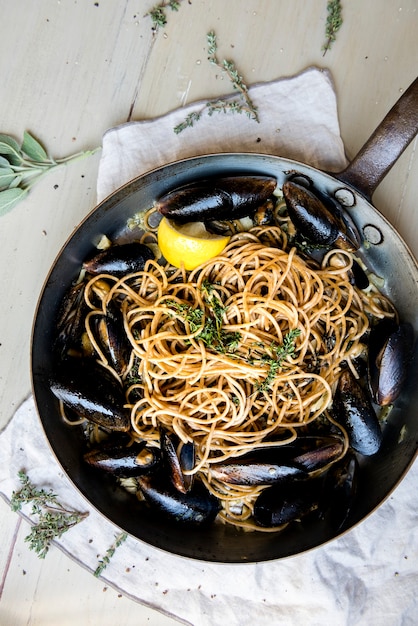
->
xmin=54 ymin=282 xmax=87 ymax=356
xmin=334 ymin=369 xmax=382 ymax=455
xmin=320 ymin=452 xmax=358 ymax=532
xmin=160 ymin=429 xmax=194 ymax=494
xmin=50 ymin=358 xmax=130 ymax=431
xmin=96 ymin=299 xmax=131 ymax=377
xmin=253 ymin=477 xmax=322 ymax=527
xmin=350 ymin=260 xmax=369 ymax=290
xmin=138 ymin=473 xmax=220 ymax=526
xmin=84 ymin=435 xmax=161 ymax=477
xmin=368 ymin=319 xmax=414 ymax=406
xmin=155 ymin=175 xmax=277 ymax=223
xmin=83 ymin=242 xmax=154 ymax=278
xmin=282 ymin=181 xmax=358 ymax=251
xmin=209 ymin=454 xmax=306 ymax=486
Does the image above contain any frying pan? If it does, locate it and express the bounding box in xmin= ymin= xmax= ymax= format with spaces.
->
xmin=31 ymin=77 xmax=418 ymax=562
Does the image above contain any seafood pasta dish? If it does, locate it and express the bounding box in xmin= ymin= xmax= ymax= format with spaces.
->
xmin=50 ymin=175 xmax=413 ymax=532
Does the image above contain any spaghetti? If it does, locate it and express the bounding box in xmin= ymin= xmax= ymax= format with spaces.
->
xmin=76 ymin=224 xmax=394 ymax=530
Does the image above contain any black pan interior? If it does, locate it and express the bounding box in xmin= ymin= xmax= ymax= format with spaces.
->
xmin=31 ymin=153 xmax=418 ymax=562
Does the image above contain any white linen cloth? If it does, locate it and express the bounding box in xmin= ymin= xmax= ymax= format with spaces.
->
xmin=1 ymin=67 xmax=417 ymax=626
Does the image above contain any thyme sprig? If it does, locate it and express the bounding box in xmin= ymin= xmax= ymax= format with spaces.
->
xmin=174 ymin=31 xmax=259 ymax=133
xmin=0 ymin=131 xmax=97 ymax=217
xmin=166 ymin=280 xmax=241 ymax=354
xmin=255 ymin=329 xmax=301 ymax=391
xmin=94 ymin=532 xmax=128 ymax=577
xmin=10 ymin=471 xmax=89 ymax=559
xmin=145 ymin=0 xmax=183 ymax=32
xmin=322 ymin=0 xmax=343 ymax=55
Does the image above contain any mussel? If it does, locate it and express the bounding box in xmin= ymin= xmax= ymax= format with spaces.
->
xmin=95 ymin=299 xmax=131 ymax=377
xmin=54 ymin=282 xmax=87 ymax=357
xmin=282 ymin=181 xmax=359 ymax=251
xmin=84 ymin=434 xmax=161 ymax=477
xmin=83 ymin=241 xmax=154 ymax=278
xmin=160 ymin=429 xmax=195 ymax=493
xmin=368 ymin=319 xmax=414 ymax=406
xmin=138 ymin=473 xmax=220 ymax=526
xmin=155 ymin=175 xmax=277 ymax=223
xmin=209 ymin=436 xmax=343 ymax=486
xmin=50 ymin=358 xmax=130 ymax=431
xmin=320 ymin=452 xmax=358 ymax=532
xmin=253 ymin=476 xmax=323 ymax=527
xmin=333 ymin=369 xmax=382 ymax=456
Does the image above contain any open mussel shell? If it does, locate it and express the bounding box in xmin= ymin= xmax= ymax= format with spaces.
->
xmin=84 ymin=434 xmax=161 ymax=477
xmin=209 ymin=436 xmax=344 ymax=486
xmin=253 ymin=476 xmax=323 ymax=527
xmin=320 ymin=453 xmax=359 ymax=533
xmin=160 ymin=429 xmax=195 ymax=494
xmin=138 ymin=473 xmax=220 ymax=526
xmin=49 ymin=358 xmax=130 ymax=432
xmin=95 ymin=300 xmax=131 ymax=377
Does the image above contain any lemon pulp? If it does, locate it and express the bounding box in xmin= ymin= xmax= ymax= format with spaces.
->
xmin=157 ymin=217 xmax=230 ymax=270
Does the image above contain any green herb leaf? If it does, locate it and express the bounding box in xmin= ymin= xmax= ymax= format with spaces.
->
xmin=0 ymin=187 xmax=28 ymax=216
xmin=0 ymin=166 xmax=17 ymax=191
xmin=145 ymin=0 xmax=184 ymax=31
xmin=322 ymin=0 xmax=343 ymax=55
xmin=0 ymin=132 xmax=98 ymax=217
xmin=256 ymin=329 xmax=301 ymax=391
xmin=21 ymin=131 xmax=49 ymax=162
xmin=10 ymin=471 xmax=88 ymax=558
xmin=174 ymin=31 xmax=259 ymax=133
xmin=0 ymin=133 xmax=24 ymax=166
xmin=94 ymin=532 xmax=128 ymax=577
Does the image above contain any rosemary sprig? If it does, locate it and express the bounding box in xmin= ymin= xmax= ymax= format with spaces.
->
xmin=94 ymin=532 xmax=128 ymax=577
xmin=10 ymin=471 xmax=89 ymax=559
xmin=322 ymin=0 xmax=343 ymax=55
xmin=145 ymin=0 xmax=182 ymax=32
xmin=174 ymin=31 xmax=259 ymax=133
xmin=0 ymin=131 xmax=97 ymax=217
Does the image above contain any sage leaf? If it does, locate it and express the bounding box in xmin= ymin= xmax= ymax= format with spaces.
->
xmin=0 ymin=155 xmax=11 ymax=167
xmin=21 ymin=131 xmax=49 ymax=162
xmin=0 ymin=133 xmax=24 ymax=165
xmin=0 ymin=166 xmax=16 ymax=191
xmin=0 ymin=187 xmax=28 ymax=216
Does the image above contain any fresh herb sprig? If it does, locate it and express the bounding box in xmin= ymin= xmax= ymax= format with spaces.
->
xmin=256 ymin=329 xmax=301 ymax=391
xmin=94 ymin=532 xmax=128 ymax=577
xmin=166 ymin=281 xmax=241 ymax=354
xmin=174 ymin=31 xmax=259 ymax=133
xmin=10 ymin=471 xmax=89 ymax=559
xmin=322 ymin=0 xmax=343 ymax=55
xmin=0 ymin=131 xmax=97 ymax=216
xmin=145 ymin=0 xmax=183 ymax=32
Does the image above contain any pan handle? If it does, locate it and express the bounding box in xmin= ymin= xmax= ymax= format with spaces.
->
xmin=334 ymin=77 xmax=418 ymax=201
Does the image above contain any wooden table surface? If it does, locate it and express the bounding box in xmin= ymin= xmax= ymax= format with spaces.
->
xmin=0 ymin=1 xmax=417 ymax=624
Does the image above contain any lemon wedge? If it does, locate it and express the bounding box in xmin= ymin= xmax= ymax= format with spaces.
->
xmin=157 ymin=217 xmax=230 ymax=270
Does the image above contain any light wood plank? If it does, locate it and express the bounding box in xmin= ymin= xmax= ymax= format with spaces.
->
xmin=0 ymin=499 xmax=181 ymax=625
